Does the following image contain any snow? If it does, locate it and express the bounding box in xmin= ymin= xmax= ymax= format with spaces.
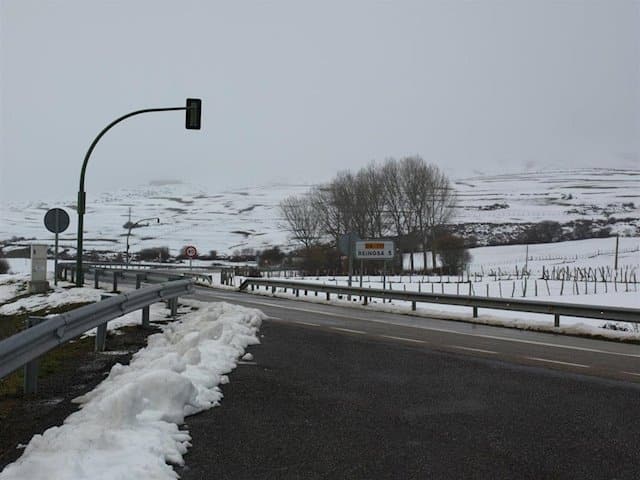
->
xmin=1 ymin=169 xmax=638 ymax=257
xmin=0 ymin=274 xmax=29 ymax=303
xmin=0 ymin=286 xmax=101 ymax=316
xmin=0 ymin=300 xmax=265 ymax=480
xmin=245 ymin=283 xmax=640 ymax=341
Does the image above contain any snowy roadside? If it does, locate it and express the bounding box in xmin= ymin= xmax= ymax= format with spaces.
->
xmin=245 ymin=286 xmax=640 ymax=342
xmin=0 ymin=299 xmax=265 ymax=480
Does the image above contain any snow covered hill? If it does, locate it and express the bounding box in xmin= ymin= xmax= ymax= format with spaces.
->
xmin=1 ymin=168 xmax=639 ymax=257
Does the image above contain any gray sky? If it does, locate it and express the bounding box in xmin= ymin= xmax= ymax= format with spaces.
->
xmin=1 ymin=0 xmax=639 ymax=202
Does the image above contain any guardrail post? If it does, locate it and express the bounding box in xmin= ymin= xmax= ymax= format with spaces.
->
xmin=554 ymin=314 xmax=560 ymax=328
xmin=23 ymin=316 xmax=44 ymax=395
xmin=112 ymin=271 xmax=118 ymax=292
xmin=473 ymin=306 xmax=478 ymax=318
xmin=326 ymin=292 xmax=330 ymax=301
xmin=142 ymin=305 xmax=150 ymax=328
xmin=296 ymin=289 xmax=299 ymax=297
xmin=363 ymin=296 xmax=368 ymax=306
xmin=136 ymin=274 xmax=143 ymax=289
xmin=70 ymin=268 xmax=75 ymax=284
xmin=95 ymin=294 xmax=111 ymax=352
xmin=251 ymin=284 xmax=255 ymax=291
xmin=412 ymin=301 xmax=416 ymax=311
xmin=272 ymin=286 xmax=276 ymax=294
xmin=170 ymin=298 xmax=178 ymax=317
xmin=94 ymin=269 xmax=101 ymax=289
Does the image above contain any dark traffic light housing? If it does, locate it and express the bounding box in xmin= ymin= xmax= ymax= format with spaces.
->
xmin=186 ymin=98 xmax=202 ymax=130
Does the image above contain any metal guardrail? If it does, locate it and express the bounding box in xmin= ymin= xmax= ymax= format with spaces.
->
xmin=0 ymin=278 xmax=194 ymax=393
xmin=57 ymin=263 xmax=214 ymax=286
xmin=239 ymin=278 xmax=640 ymax=326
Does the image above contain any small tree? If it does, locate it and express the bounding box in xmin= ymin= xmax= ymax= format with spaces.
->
xmin=434 ymin=233 xmax=470 ymax=274
xmin=280 ymin=194 xmax=322 ymax=256
xmin=258 ymin=246 xmax=285 ymax=267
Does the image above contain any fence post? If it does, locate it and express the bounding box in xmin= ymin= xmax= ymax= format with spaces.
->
xmin=23 ymin=317 xmax=44 ymax=395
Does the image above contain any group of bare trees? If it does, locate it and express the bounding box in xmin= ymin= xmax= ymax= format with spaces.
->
xmin=280 ymin=156 xmax=457 ymax=271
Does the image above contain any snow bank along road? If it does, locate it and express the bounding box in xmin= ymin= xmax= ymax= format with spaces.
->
xmin=193 ymin=287 xmax=640 ymax=383
xmin=182 ymin=286 xmax=640 ymax=479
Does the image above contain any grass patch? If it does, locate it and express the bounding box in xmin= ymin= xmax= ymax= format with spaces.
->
xmin=0 ymin=302 xmax=93 ymax=341
xmin=0 ymin=335 xmax=95 ymax=398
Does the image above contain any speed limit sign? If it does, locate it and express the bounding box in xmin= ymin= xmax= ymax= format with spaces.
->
xmin=185 ymin=245 xmax=197 ymax=258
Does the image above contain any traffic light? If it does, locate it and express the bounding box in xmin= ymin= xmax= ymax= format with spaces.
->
xmin=185 ymin=98 xmax=201 ymax=130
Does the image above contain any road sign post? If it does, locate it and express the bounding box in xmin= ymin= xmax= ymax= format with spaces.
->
xmin=44 ymin=208 xmax=70 ymax=286
xmin=355 ymin=240 xmax=395 ymax=300
xmin=185 ymin=245 xmax=197 ymax=270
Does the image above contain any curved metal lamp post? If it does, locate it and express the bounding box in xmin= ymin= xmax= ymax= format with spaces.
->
xmin=75 ymin=99 xmax=201 ymax=286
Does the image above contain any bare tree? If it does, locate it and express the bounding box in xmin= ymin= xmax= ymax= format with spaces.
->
xmin=423 ymin=164 xmax=456 ymax=269
xmin=280 ymin=194 xmax=322 ymax=254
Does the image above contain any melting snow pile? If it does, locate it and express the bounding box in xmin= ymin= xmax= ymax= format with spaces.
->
xmin=0 ymin=287 xmax=102 ymax=316
xmin=0 ymin=300 xmax=265 ymax=480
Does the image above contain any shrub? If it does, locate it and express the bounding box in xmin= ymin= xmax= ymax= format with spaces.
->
xmin=0 ymin=258 xmax=9 ymax=274
xmin=433 ymin=233 xmax=471 ymax=275
xmin=138 ymin=247 xmax=170 ymax=262
xmin=520 ymin=221 xmax=563 ymax=244
xmin=258 ymin=246 xmax=285 ymax=267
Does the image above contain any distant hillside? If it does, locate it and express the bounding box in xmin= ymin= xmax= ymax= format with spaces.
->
xmin=1 ymin=169 xmax=638 ymax=257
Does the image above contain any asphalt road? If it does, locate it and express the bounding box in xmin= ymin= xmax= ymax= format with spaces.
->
xmin=193 ymin=287 xmax=640 ymax=383
xmin=172 ymin=287 xmax=640 ymax=479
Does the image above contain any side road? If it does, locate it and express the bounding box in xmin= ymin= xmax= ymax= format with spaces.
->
xmin=178 ymin=319 xmax=640 ymax=479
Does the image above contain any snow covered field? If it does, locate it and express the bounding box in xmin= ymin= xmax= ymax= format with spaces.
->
xmin=1 ymin=169 xmax=638 ymax=257
xmin=0 ymin=273 xmax=265 ymax=480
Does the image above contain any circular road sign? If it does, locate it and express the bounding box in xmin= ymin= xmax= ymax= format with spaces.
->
xmin=44 ymin=208 xmax=70 ymax=234
xmin=184 ymin=245 xmax=198 ymax=258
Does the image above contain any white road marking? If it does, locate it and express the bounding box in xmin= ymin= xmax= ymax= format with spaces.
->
xmin=621 ymin=371 xmax=640 ymax=377
xmin=293 ymin=321 xmax=320 ymax=327
xmin=525 ymin=357 xmax=589 ymax=368
xmin=237 ymin=361 xmax=257 ymax=365
xmin=197 ymin=290 xmax=640 ymax=359
xmin=331 ymin=327 xmax=366 ymax=335
xmin=266 ymin=316 xmax=282 ymax=321
xmin=379 ymin=335 xmax=426 ymax=344
xmin=449 ymin=345 xmax=497 ymax=355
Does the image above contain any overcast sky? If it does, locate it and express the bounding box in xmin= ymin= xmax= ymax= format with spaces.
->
xmin=1 ymin=0 xmax=639 ymax=202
